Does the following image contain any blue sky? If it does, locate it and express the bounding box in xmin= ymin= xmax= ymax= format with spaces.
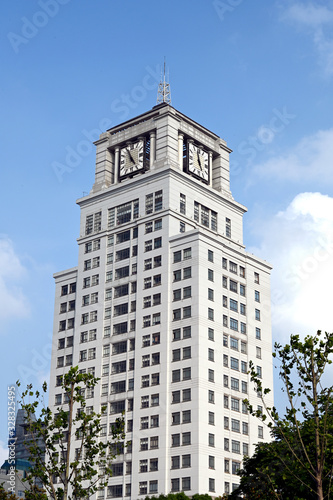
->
xmin=1 ymin=0 xmax=333 ymax=459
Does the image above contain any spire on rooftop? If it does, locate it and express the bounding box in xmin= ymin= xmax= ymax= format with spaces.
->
xmin=156 ymin=59 xmax=171 ymax=105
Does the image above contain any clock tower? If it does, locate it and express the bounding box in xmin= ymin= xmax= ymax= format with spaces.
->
xmin=49 ymin=101 xmax=274 ymax=498
xmin=91 ymin=102 xmax=232 ymax=199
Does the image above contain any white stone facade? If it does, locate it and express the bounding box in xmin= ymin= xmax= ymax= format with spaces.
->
xmin=49 ymin=103 xmax=274 ymax=498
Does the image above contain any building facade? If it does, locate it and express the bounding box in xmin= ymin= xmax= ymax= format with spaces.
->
xmin=49 ymin=103 xmax=274 ymax=497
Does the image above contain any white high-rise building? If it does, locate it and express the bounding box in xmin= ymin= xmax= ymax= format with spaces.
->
xmin=49 ymin=102 xmax=274 ymax=497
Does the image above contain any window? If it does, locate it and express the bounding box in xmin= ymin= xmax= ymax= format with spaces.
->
xmin=208 ymin=269 xmax=214 ymax=281
xmin=223 ymin=276 xmax=227 ymax=288
xmin=231 ymin=418 xmax=240 ymax=432
xmin=230 ymin=337 xmax=239 ymax=350
xmin=172 ymin=309 xmax=181 ymax=321
xmin=183 ymin=267 xmax=191 ymax=279
xmin=174 ymin=250 xmax=182 ymax=263
xmin=224 ymin=438 xmax=229 ymax=451
xmin=230 ymin=318 xmax=238 ymax=331
xmin=208 ymin=390 xmax=215 ymax=403
xmin=224 ymin=459 xmax=230 ymax=473
xmin=183 ymin=326 xmax=191 ymax=338
xmin=183 ymin=306 xmax=191 ymax=318
xmin=152 ymin=352 xmax=160 ymax=365
xmin=208 ymin=249 xmax=214 ymax=262
xmin=183 ymin=286 xmax=191 ymax=299
xmin=231 ymin=378 xmax=239 ymax=391
xmin=149 ymin=480 xmax=158 ymax=493
xmin=232 ymin=461 xmax=240 ymax=474
xmin=155 ymin=218 xmax=162 ymax=230
xmin=231 ymin=358 xmax=239 ymax=371
xmin=139 ymin=482 xmax=147 ymax=495
xmin=240 ymin=266 xmax=245 ymax=277
xmin=173 ymin=269 xmax=181 ymax=282
xmin=208 ymin=348 xmax=214 ymax=361
xmin=183 ymin=410 xmax=191 ymax=423
xmin=243 ymin=443 xmax=249 ymax=455
xmin=182 ymin=432 xmax=191 ymax=445
xmin=151 ymin=415 xmax=159 ymax=428
xmin=108 ymin=485 xmax=123 ymax=498
xmin=254 ymin=272 xmax=260 ymax=284
xmin=226 ymin=217 xmax=231 ymax=237
xmin=171 ymin=478 xmax=180 ymax=492
xmin=224 ymin=416 xmax=229 ymax=429
xmin=209 ymin=433 xmax=215 ymax=447
xmin=241 ymin=361 xmax=247 ymax=374
xmin=172 ymin=349 xmax=181 ymax=362
xmin=143 ymin=315 xmax=151 ymax=328
xmin=180 ymin=193 xmax=186 ymax=214
xmin=154 ymin=255 xmax=161 ymax=267
xmin=208 ymin=369 xmax=214 ymax=382
xmin=171 ymin=391 xmax=180 ymax=404
xmin=208 ymin=328 xmax=214 ymax=341
xmin=172 ymin=434 xmax=180 ymax=447
xmin=224 ymin=375 xmax=229 ymax=387
xmin=240 ymin=284 xmax=245 ymax=296
xmin=258 ymin=425 xmax=264 ymax=439
xmin=256 ymin=327 xmax=261 ymax=340
xmin=115 ymin=266 xmax=129 ymax=280
xmin=153 ymin=274 xmax=161 ymax=286
xmin=240 ymin=303 xmax=246 ymax=315
xmin=256 ymin=366 xmax=262 ymax=378
xmin=208 ymin=288 xmax=214 ymax=301
xmin=241 ymin=322 xmax=246 ymax=334
xmin=208 ymin=308 xmax=214 ymax=321
xmin=144 ymin=258 xmax=152 ymax=270
xmin=172 ymin=369 xmax=181 ymax=383
xmin=230 ymin=280 xmax=237 ymax=293
xmin=182 ymin=477 xmax=191 ymax=491
xmin=209 ymin=411 xmax=215 ymax=425
xmin=232 ymin=440 xmax=240 ymax=454
xmin=231 ymin=398 xmax=240 ymax=412
xmin=255 ymin=290 xmax=260 ymax=302
xmin=223 ymin=355 xmax=228 ymax=367
xmin=154 ymin=237 xmax=162 ymax=249
xmin=183 ymin=388 xmax=191 ymax=401
xmin=242 ymin=422 xmax=248 ymax=435
xmin=255 ymin=309 xmax=261 ymax=321
xmin=183 ymin=346 xmax=191 ymax=359
xmin=151 ymin=393 xmax=159 ymax=406
xmin=209 ymin=478 xmax=215 ymax=492
xmin=141 ymin=416 xmax=149 ymax=430
xmin=256 ymin=346 xmax=262 ymax=359
xmin=59 ymin=320 xmax=66 ymax=331
xmin=242 ymin=381 xmax=248 ymax=394
xmin=183 ymin=367 xmax=191 ymax=380
xmin=229 ymin=261 xmax=237 ymax=274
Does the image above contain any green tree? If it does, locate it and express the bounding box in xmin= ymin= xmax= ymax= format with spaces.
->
xmin=0 ymin=485 xmax=18 ymax=500
xmin=17 ymin=366 xmax=125 ymax=500
xmin=239 ymin=331 xmax=333 ymax=500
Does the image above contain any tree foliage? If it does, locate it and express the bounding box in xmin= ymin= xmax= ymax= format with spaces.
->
xmin=238 ymin=331 xmax=333 ymax=500
xmin=17 ymin=366 xmax=125 ymax=500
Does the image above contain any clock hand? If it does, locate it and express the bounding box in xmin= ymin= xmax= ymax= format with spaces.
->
xmin=197 ymin=151 xmax=203 ymax=170
xmin=127 ymin=150 xmax=136 ymax=164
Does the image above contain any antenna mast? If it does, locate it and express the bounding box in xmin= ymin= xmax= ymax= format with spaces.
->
xmin=156 ymin=59 xmax=171 ymax=105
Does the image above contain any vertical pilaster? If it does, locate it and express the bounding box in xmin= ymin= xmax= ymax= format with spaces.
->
xmin=178 ymin=133 xmax=184 ymax=170
xmin=114 ymin=146 xmax=119 ymax=185
xmin=150 ymin=131 xmax=156 ymax=169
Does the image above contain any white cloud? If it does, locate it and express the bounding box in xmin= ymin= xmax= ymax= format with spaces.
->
xmin=281 ymin=1 xmax=333 ymax=76
xmin=249 ymin=192 xmax=333 ymax=343
xmin=0 ymin=236 xmax=30 ymax=328
xmin=0 ymin=440 xmax=8 ymax=465
xmin=253 ymin=128 xmax=333 ymax=184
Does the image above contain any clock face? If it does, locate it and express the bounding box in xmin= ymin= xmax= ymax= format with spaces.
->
xmin=188 ymin=143 xmax=209 ymax=182
xmin=120 ymin=140 xmax=145 ymax=178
